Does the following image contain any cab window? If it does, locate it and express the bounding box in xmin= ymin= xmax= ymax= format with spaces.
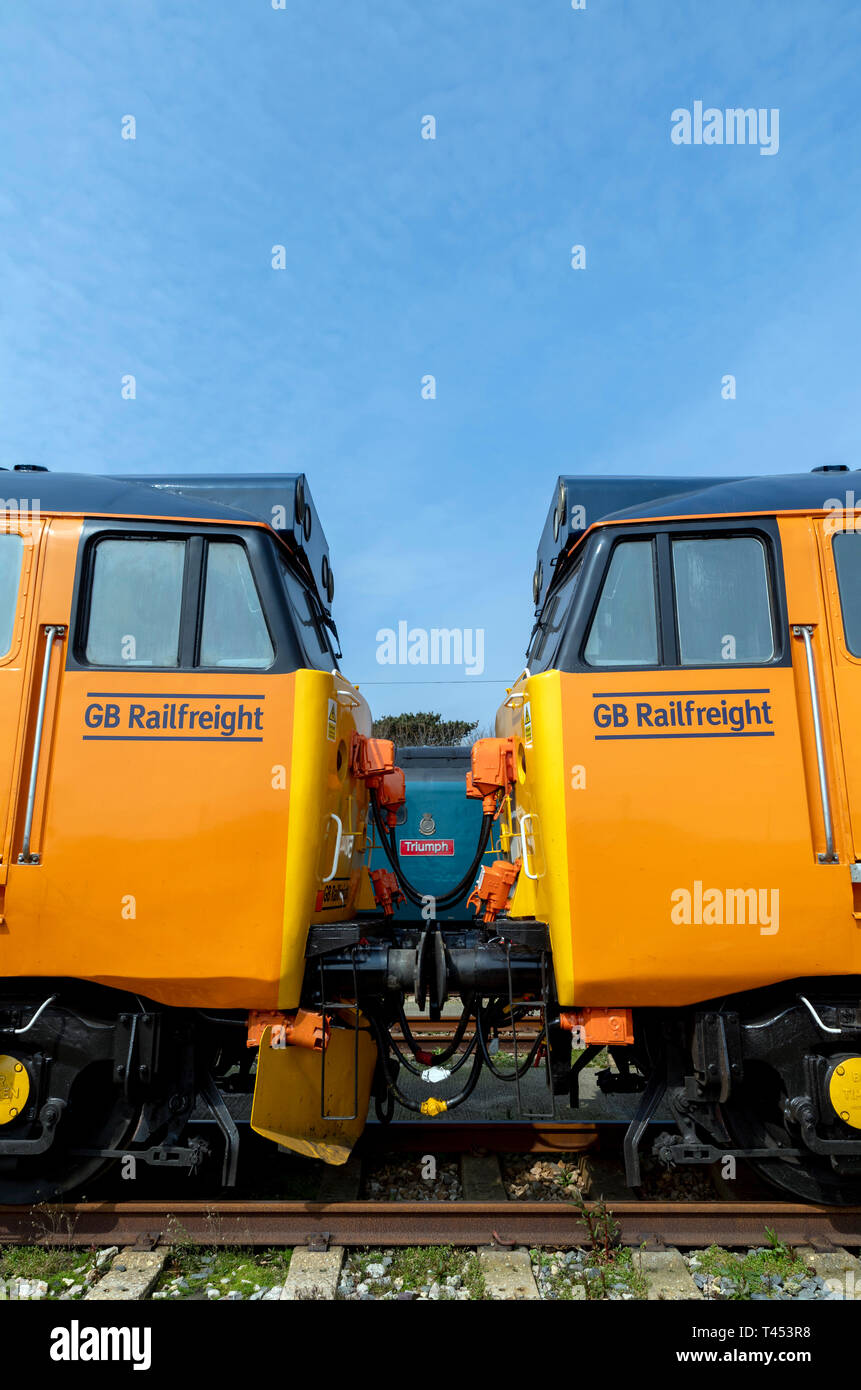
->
xmin=280 ymin=561 xmax=334 ymax=669
xmin=584 ymin=541 xmax=659 ymax=667
xmin=672 ymin=536 xmax=774 ymax=665
xmin=529 ymin=560 xmax=582 ymax=672
xmin=200 ymin=542 xmax=274 ymax=668
xmin=86 ymin=538 xmax=184 ymax=667
xmin=833 ymin=532 xmax=861 ymax=656
xmin=0 ymin=534 xmax=24 ymax=657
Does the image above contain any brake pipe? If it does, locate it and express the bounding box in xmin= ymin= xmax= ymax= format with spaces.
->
xmin=476 ymin=999 xmax=547 ymax=1080
xmin=389 ymin=1006 xmax=481 ymax=1077
xmin=396 ymin=994 xmax=475 ymax=1064
xmin=365 ymin=1007 xmax=484 ymax=1115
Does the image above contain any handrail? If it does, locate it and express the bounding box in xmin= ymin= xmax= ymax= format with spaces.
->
xmin=793 ymin=624 xmax=838 ymax=863
xmin=504 ymin=667 xmax=531 ymax=708
xmin=331 ymin=669 xmax=361 ymax=708
xmin=18 ymin=624 xmax=64 ymax=865
xmin=520 ymin=812 xmax=538 ymax=880
xmin=322 ymin=813 xmax=343 ymax=882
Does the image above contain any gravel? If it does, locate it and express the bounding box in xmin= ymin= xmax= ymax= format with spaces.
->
xmin=531 ymin=1248 xmax=637 ymax=1300
xmin=338 ymin=1249 xmax=477 ymax=1300
xmin=362 ymin=1154 xmax=462 ymax=1201
xmin=683 ymin=1249 xmax=842 ymax=1300
xmin=502 ymin=1156 xmax=585 ymax=1201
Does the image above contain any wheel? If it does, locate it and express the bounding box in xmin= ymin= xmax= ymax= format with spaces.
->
xmin=0 ymin=1058 xmax=142 ymax=1205
xmin=721 ymin=1060 xmax=861 ymax=1206
xmin=0 ymin=993 xmax=145 ymax=1205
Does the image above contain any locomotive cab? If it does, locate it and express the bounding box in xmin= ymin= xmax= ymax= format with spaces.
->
xmin=493 ymin=471 xmax=861 ymax=1204
xmin=0 ymin=471 xmax=377 ymax=1201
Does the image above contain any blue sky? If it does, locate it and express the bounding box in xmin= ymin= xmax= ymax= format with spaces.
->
xmin=2 ymin=0 xmax=861 ymax=726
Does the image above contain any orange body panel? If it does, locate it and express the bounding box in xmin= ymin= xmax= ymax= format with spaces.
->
xmin=499 ymin=511 xmax=861 ymax=1008
xmin=0 ymin=515 xmax=372 ymax=1010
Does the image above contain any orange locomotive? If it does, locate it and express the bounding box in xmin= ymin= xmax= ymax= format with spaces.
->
xmin=0 ymin=470 xmax=386 ymax=1201
xmin=480 ymin=469 xmax=861 ymax=1204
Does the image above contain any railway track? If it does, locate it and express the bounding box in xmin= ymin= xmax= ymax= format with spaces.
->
xmin=3 ymin=1198 xmax=861 ymax=1250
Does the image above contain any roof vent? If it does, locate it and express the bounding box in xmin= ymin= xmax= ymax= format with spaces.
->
xmin=811 ymin=465 xmax=849 ymax=473
xmin=13 ymin=464 xmax=49 ymax=472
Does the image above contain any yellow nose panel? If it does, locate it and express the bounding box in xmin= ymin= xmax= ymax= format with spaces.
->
xmin=829 ymin=1057 xmax=861 ymax=1128
xmin=251 ymin=1024 xmax=376 ymax=1164
xmin=0 ymin=1055 xmax=29 ymax=1125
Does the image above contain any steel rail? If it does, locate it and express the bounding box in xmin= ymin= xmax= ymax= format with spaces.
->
xmin=2 ymin=1200 xmax=861 ymax=1249
xmin=362 ymin=1122 xmax=601 ymax=1152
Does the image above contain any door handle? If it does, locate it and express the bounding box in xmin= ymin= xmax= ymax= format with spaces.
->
xmin=18 ymin=624 xmax=64 ymax=865
xmin=793 ymin=624 xmax=838 ymax=864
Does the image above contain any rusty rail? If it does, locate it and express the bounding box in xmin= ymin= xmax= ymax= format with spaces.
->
xmin=362 ymin=1122 xmax=601 ymax=1152
xmin=3 ymin=1199 xmax=861 ymax=1249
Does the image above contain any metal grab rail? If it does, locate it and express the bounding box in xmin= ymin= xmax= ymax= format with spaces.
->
xmin=322 ymin=812 xmax=343 ymax=882
xmin=793 ymin=624 xmax=838 ymax=864
xmin=18 ymin=624 xmax=64 ymax=865
xmin=520 ymin=812 xmax=538 ymax=880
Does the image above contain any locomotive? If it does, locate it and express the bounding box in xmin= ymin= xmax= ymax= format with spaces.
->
xmin=478 ymin=468 xmax=861 ymax=1206
xmin=0 ymin=469 xmax=382 ymax=1201
xmin=6 ymin=464 xmax=861 ymax=1209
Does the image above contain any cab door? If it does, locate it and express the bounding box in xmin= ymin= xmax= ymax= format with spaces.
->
xmin=508 ymin=519 xmax=850 ymax=1007
xmin=819 ymin=518 xmax=861 ymax=862
xmin=0 ymin=519 xmax=42 ymax=878
xmin=4 ymin=521 xmax=299 ymax=1008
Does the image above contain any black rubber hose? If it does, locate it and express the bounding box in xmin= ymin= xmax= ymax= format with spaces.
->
xmin=365 ymin=1009 xmax=425 ymax=1111
xmin=476 ymin=999 xmax=547 ymax=1080
xmin=429 ymin=1030 xmax=484 ymax=1108
xmin=387 ymin=1021 xmax=479 ymax=1077
xmin=435 ymin=1024 xmax=480 ymax=1076
xmin=410 ymin=815 xmax=494 ymax=909
xmin=397 ymin=995 xmax=476 ymax=1064
xmin=365 ymin=1007 xmax=485 ymax=1114
xmin=374 ymin=1085 xmax=395 ymax=1124
xmin=370 ymin=794 xmax=493 ymax=909
xmin=390 ymin=1010 xmax=481 ymax=1077
xmin=386 ymin=1029 xmax=435 ymax=1077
